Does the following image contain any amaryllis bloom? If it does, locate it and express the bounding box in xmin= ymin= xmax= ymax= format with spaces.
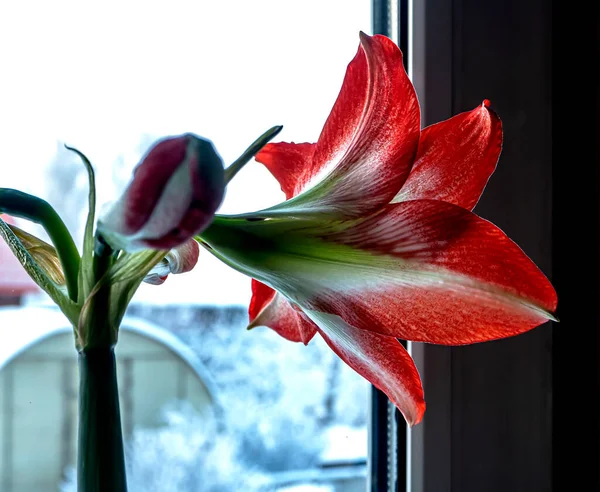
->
xmin=197 ymin=32 xmax=557 ymax=426
xmin=99 ymin=134 xmax=225 ymax=251
xmin=143 ymin=239 xmax=200 ymax=285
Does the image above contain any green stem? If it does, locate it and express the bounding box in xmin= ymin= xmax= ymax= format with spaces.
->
xmin=224 ymin=125 xmax=283 ymax=184
xmin=0 ymin=188 xmax=80 ymax=301
xmin=77 ymin=347 xmax=127 ymax=492
xmin=84 ymin=235 xmax=117 ymax=348
xmin=77 ymin=234 xmax=126 ymax=491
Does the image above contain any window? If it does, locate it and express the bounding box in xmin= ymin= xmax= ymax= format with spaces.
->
xmin=0 ymin=2 xmax=376 ymax=491
xmin=2 ymin=1 xmax=598 ymax=491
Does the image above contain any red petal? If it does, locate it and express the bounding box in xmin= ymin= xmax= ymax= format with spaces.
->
xmin=256 ymin=33 xmax=420 ymax=217
xmin=396 ymin=101 xmax=502 ymax=210
xmin=307 ymin=310 xmax=425 ymax=426
xmin=125 ymin=136 xmax=188 ymax=234
xmin=310 ymin=199 xmax=557 ymax=345
xmin=166 ymin=239 xmax=200 ymax=274
xmin=144 ymin=137 xmax=224 ymax=248
xmin=310 ymin=33 xmax=420 ymax=211
xmin=143 ymin=202 xmax=220 ymax=249
xmin=249 ymin=279 xmax=317 ymax=344
xmin=143 ymin=273 xmax=168 ymax=285
xmin=249 ymin=279 xmax=276 ymax=320
xmin=255 ymin=143 xmax=315 ymax=200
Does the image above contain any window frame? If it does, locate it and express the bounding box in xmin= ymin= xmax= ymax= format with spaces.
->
xmin=371 ymin=1 xmax=600 ymax=490
xmin=369 ymin=2 xmax=409 ymax=491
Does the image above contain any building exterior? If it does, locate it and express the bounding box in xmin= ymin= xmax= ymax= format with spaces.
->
xmin=0 ymin=307 xmax=216 ymax=492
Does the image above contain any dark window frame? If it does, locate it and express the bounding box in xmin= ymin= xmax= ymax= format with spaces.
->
xmin=370 ymin=1 xmax=600 ymax=491
xmin=369 ymin=2 xmax=409 ymax=491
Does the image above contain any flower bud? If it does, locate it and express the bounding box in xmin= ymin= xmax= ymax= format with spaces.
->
xmin=143 ymin=239 xmax=200 ymax=285
xmin=100 ymin=134 xmax=225 ymax=251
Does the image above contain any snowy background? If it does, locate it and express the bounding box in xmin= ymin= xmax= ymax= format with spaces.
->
xmin=1 ymin=1 xmax=373 ymax=490
xmin=0 ymin=0 xmax=372 ymax=306
xmin=58 ymin=306 xmax=369 ymax=491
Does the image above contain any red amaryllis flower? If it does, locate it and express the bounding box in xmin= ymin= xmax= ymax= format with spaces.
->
xmin=197 ymin=32 xmax=557 ymax=426
xmin=100 ymin=134 xmax=225 ymax=251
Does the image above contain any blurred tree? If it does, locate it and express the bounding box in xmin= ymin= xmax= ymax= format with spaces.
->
xmin=127 ymin=305 xmax=369 ymax=472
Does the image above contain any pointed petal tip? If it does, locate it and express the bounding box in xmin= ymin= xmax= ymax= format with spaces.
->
xmin=529 ymin=291 xmax=558 ymax=323
xmin=358 ymin=31 xmax=380 ymax=51
xmin=359 ymin=31 xmax=405 ymax=59
xmin=480 ymin=99 xmax=501 ymax=125
xmin=480 ymin=99 xmax=499 ymax=122
xmin=359 ymin=31 xmax=382 ymax=48
xmin=396 ymin=388 xmax=425 ymax=427
xmin=406 ymin=401 xmax=426 ymax=427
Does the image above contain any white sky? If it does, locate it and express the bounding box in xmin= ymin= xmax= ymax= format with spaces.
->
xmin=0 ymin=1 xmax=371 ymax=306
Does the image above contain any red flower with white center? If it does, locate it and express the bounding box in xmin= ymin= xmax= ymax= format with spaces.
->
xmin=197 ymin=33 xmax=557 ymax=426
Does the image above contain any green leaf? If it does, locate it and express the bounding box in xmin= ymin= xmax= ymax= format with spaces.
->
xmin=107 ymin=250 xmax=166 ymax=285
xmin=8 ymin=223 xmax=66 ymax=285
xmin=66 ymin=145 xmax=97 ymax=304
xmin=0 ymin=188 xmax=81 ymax=301
xmin=107 ymin=250 xmax=167 ymax=334
xmin=77 ymin=249 xmax=166 ymax=346
xmin=0 ymin=217 xmax=79 ymax=324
